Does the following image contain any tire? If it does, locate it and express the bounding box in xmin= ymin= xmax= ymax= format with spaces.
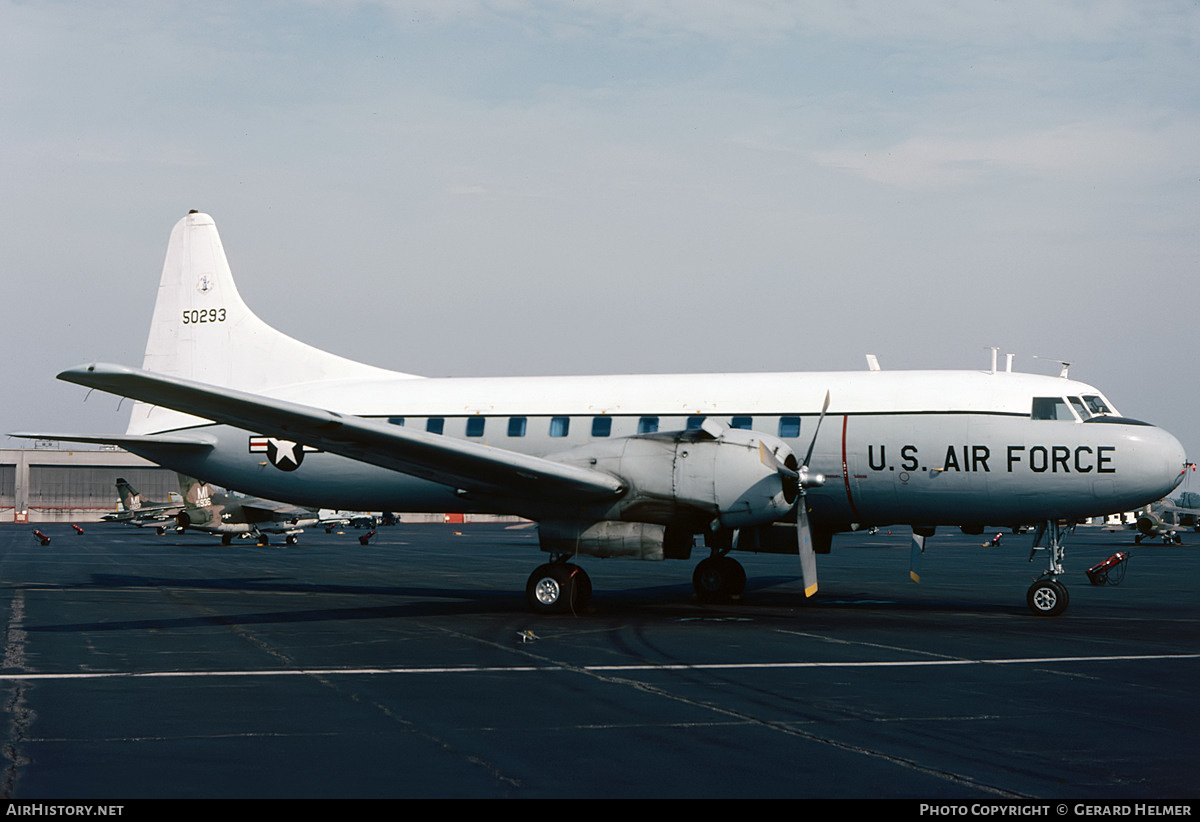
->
xmin=693 ymin=557 xmax=726 ymax=601
xmin=526 ymin=563 xmax=591 ymax=614
xmin=1027 ymin=579 xmax=1069 ymax=617
xmin=693 ymin=557 xmax=745 ymax=601
xmin=721 ymin=557 xmax=746 ymax=598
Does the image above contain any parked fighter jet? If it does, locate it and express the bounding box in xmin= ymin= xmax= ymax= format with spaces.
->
xmin=174 ymin=474 xmax=319 ymax=545
xmin=101 ymin=477 xmax=183 ymax=532
xmin=1134 ymin=492 xmax=1200 ymax=544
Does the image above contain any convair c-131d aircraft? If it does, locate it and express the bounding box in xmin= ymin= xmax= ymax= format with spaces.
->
xmin=14 ymin=212 xmax=1188 ymax=616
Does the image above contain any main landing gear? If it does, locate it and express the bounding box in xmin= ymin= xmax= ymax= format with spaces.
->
xmin=526 ymin=560 xmax=592 ymax=614
xmin=692 ymin=553 xmax=746 ymax=602
xmin=524 ymin=552 xmax=750 ymax=613
xmin=1026 ymin=520 xmax=1071 ymax=617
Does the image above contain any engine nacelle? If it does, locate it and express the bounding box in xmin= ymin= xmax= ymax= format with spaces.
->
xmin=1137 ymin=514 xmax=1164 ymax=536
xmin=548 ymin=421 xmax=797 ymax=531
xmin=538 ymin=520 xmax=693 ymax=561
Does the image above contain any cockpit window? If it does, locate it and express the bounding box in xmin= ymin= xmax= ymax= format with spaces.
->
xmin=1031 ymin=397 xmax=1075 ymax=421
xmin=1083 ymin=395 xmax=1113 ymax=416
xmin=1069 ymin=397 xmax=1090 ymax=420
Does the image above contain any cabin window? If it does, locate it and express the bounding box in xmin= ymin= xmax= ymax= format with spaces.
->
xmin=507 ymin=417 xmax=527 ymax=437
xmin=426 ymin=417 xmax=444 ymax=435
xmin=685 ymin=416 xmax=706 ymax=431
xmin=591 ymin=416 xmax=612 ymax=437
xmin=466 ymin=417 xmax=486 ymax=437
xmin=1031 ymin=397 xmax=1073 ymax=421
xmin=387 ymin=417 xmax=405 ymax=426
xmin=778 ymin=416 xmax=801 ymax=438
xmin=550 ymin=416 xmax=570 ymax=437
xmin=731 ymin=416 xmax=752 ymax=430
xmin=638 ymin=416 xmax=659 ymax=434
xmin=1083 ymin=395 xmax=1113 ymax=416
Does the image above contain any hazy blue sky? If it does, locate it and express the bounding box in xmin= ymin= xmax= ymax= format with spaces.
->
xmin=3 ymin=1 xmax=1199 ymax=469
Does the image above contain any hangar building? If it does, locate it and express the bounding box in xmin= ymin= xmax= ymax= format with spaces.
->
xmin=2 ymin=445 xmax=175 ymax=523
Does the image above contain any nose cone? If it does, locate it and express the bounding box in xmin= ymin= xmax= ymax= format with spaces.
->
xmin=1120 ymin=424 xmax=1188 ymax=506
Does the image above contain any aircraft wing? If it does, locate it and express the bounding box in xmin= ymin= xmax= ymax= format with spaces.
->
xmin=236 ymin=499 xmax=316 ymax=523
xmin=8 ymin=432 xmax=214 ymax=450
xmin=53 ymin=363 xmax=627 ymax=504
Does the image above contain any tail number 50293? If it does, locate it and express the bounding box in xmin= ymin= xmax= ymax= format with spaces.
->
xmin=182 ymin=308 xmax=226 ymax=324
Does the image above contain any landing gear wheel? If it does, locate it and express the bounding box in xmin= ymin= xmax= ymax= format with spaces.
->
xmin=221 ymin=534 xmax=233 ymax=545
xmin=693 ymin=556 xmax=746 ymax=602
xmin=526 ymin=563 xmax=592 ymax=614
xmin=1027 ymin=579 xmax=1069 ymax=617
xmin=257 ymin=534 xmax=269 ymax=546
xmin=286 ymin=535 xmax=298 ymax=546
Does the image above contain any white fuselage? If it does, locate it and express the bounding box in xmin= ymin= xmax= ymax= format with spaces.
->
xmin=127 ymin=367 xmax=1185 ymax=533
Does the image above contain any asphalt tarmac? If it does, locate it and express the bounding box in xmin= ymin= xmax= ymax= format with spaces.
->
xmin=0 ymin=521 xmax=1196 ymax=799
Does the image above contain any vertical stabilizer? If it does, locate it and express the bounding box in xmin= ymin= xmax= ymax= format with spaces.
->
xmin=116 ymin=478 xmax=141 ymax=511
xmin=177 ymin=474 xmax=215 ymax=526
xmin=128 ymin=211 xmax=415 ymax=434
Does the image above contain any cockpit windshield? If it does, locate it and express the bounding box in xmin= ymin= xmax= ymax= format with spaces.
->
xmin=1031 ymin=397 xmax=1075 ymax=421
xmin=1082 ymin=395 xmax=1114 ymax=416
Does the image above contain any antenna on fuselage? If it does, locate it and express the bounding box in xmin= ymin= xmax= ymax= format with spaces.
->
xmin=1034 ymin=355 xmax=1072 ymax=378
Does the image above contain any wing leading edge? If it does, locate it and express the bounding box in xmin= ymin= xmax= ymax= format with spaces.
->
xmin=53 ymin=363 xmax=627 ymax=504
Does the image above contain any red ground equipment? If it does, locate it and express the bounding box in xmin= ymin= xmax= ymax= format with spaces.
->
xmin=32 ymin=529 xmax=51 ymax=546
xmin=1086 ymin=551 xmax=1129 ymax=586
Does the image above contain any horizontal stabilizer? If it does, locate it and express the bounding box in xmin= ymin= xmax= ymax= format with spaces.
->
xmin=57 ymin=363 xmax=627 ymax=504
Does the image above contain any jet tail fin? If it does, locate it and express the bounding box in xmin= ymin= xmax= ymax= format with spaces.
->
xmin=128 ymin=211 xmax=419 ymax=435
xmin=116 ymin=478 xmax=141 ymax=511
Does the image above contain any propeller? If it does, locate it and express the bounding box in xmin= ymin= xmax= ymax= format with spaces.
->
xmin=795 ymin=392 xmax=830 ymax=597
xmin=754 ymin=391 xmax=828 ymax=597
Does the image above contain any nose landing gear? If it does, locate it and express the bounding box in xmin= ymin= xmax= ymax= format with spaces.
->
xmin=1027 ymin=520 xmax=1071 ymax=617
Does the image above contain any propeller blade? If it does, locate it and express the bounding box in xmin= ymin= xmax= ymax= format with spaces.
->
xmin=909 ymin=532 xmax=926 ymax=583
xmin=802 ymin=391 xmax=831 ymax=469
xmin=797 ymin=494 xmax=818 ymax=597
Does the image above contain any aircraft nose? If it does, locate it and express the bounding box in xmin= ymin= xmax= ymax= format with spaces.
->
xmin=1132 ymin=424 xmax=1188 ymax=499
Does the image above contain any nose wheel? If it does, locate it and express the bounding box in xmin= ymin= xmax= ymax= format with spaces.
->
xmin=1026 ymin=578 xmax=1069 ymax=617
